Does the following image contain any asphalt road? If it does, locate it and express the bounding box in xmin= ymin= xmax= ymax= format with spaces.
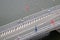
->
xmin=0 ymin=0 xmax=60 ymax=40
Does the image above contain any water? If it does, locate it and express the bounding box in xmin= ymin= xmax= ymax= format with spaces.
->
xmin=0 ymin=0 xmax=60 ymax=26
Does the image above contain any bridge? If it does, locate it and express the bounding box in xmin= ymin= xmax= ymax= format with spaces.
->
xmin=0 ymin=5 xmax=60 ymax=40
